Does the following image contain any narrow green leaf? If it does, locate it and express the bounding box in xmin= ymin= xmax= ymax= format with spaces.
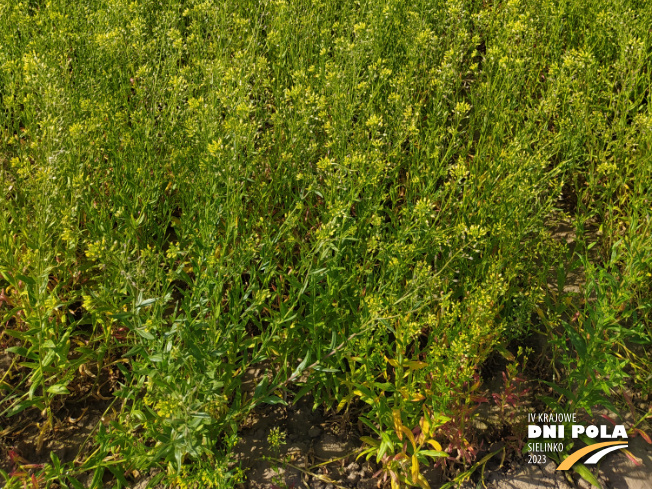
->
xmin=572 ymin=463 xmax=601 ymax=488
xmin=47 ymin=384 xmax=71 ymax=395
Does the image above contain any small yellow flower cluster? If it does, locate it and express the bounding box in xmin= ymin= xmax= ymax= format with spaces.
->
xmin=168 ymin=464 xmax=236 ymax=489
xmin=43 ymin=295 xmax=58 ymax=313
xmin=82 ymin=295 xmax=94 ymax=312
xmin=166 ymin=242 xmax=181 ymax=260
xmin=448 ymin=159 xmax=469 ymax=182
xmin=207 ymin=138 xmax=224 ymax=157
xmin=59 ymin=215 xmax=78 ymax=248
xmin=86 ymin=238 xmax=107 ymax=260
xmin=153 ymin=398 xmax=178 ymax=419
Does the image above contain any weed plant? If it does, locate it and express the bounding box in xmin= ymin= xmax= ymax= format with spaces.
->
xmin=0 ymin=0 xmax=651 ymax=487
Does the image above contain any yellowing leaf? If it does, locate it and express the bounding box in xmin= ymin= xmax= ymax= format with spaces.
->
xmin=427 ymin=439 xmax=442 ymax=451
xmin=405 ymin=360 xmax=428 ymax=370
xmin=621 ymin=448 xmax=643 ymax=466
xmin=416 ymin=473 xmax=432 ymax=489
xmin=336 ymin=398 xmax=348 ymax=412
xmin=420 ymin=416 xmax=431 ymax=438
xmin=401 ymin=426 xmax=416 ymax=449
xmin=393 ymin=409 xmax=403 ymax=440
xmin=359 ymin=436 xmax=380 ymax=448
xmin=419 ymin=416 xmax=432 ymax=438
xmin=385 ymin=356 xmax=400 ymax=367
xmin=411 ymin=455 xmax=419 ymax=482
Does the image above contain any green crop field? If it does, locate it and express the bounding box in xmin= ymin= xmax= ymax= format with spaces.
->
xmin=1 ymin=0 xmax=651 ymax=487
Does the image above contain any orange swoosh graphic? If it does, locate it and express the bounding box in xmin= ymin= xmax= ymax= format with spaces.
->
xmin=557 ymin=441 xmax=626 ymax=470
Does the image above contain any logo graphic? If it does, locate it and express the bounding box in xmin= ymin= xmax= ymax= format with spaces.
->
xmin=526 ymin=412 xmax=629 ymax=470
xmin=556 ymin=441 xmax=629 ymax=471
